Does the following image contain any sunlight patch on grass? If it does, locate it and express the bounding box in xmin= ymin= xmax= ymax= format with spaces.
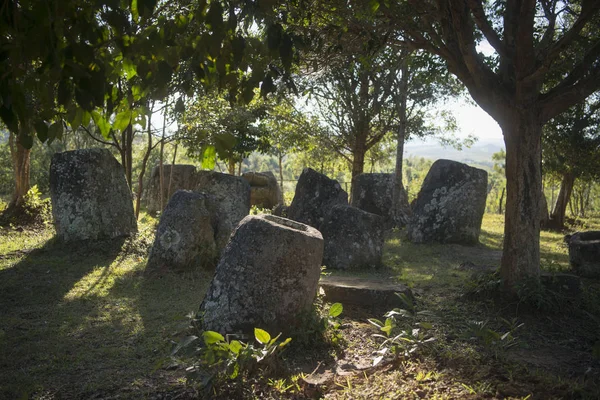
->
xmin=0 ymin=227 xmax=54 ymax=258
xmin=63 ymin=259 xmax=143 ymax=301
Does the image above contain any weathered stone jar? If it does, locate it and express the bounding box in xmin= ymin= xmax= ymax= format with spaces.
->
xmin=568 ymin=231 xmax=600 ymax=278
xmin=49 ymin=148 xmax=137 ymax=242
xmin=146 ymin=190 xmax=219 ymax=273
xmin=241 ymin=171 xmax=282 ymax=210
xmin=321 ymin=205 xmax=385 ymax=270
xmin=287 ymin=168 xmax=348 ymax=229
xmin=144 ymin=164 xmax=198 ymax=214
xmin=350 ymin=173 xmax=410 ymax=227
xmin=407 ymin=159 xmax=487 ymax=245
xmin=199 ymin=214 xmax=323 ymax=335
xmin=195 ymin=171 xmax=251 ymax=252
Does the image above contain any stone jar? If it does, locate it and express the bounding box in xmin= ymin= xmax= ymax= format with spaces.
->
xmin=199 ymin=214 xmax=323 ymax=335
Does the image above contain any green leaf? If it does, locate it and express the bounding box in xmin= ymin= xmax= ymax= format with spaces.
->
xmin=206 ymin=1 xmax=224 ymax=33
xmin=67 ymin=107 xmax=83 ymax=129
xmin=174 ymin=97 xmax=185 ymax=114
xmin=58 ymin=78 xmax=72 ymax=107
xmin=279 ymin=33 xmax=293 ymax=70
xmin=231 ymin=35 xmax=246 ymax=67
xmin=114 ymin=110 xmax=132 ymax=132
xmin=230 ymin=362 xmax=239 ymax=379
xmin=419 ymin=322 xmax=433 ymax=330
xmin=229 ymin=340 xmax=243 ymax=355
xmin=266 ymin=23 xmax=283 ymax=50
xmin=380 ymin=325 xmax=393 ymax=335
xmin=131 ymin=0 xmax=139 ymax=22
xmin=369 ymin=0 xmax=380 ymax=13
xmin=171 ymin=335 xmax=198 ymax=356
xmin=279 ymin=337 xmax=292 ymax=347
xmin=132 ymin=85 xmax=143 ymax=101
xmin=241 ymin=82 xmax=255 ymax=104
xmin=123 ymin=58 xmax=137 ymax=80
xmin=202 ymin=331 xmax=225 ymax=345
xmin=155 ymin=61 xmax=173 ymax=89
xmin=48 ymin=121 xmax=64 ymax=141
xmin=34 ymin=120 xmax=48 ymax=142
xmin=328 ymin=303 xmax=343 ymax=318
xmin=214 ymin=132 xmax=237 ymax=154
xmin=0 ymin=106 xmax=19 ymax=133
xmin=92 ymin=111 xmax=111 ymax=138
xmin=81 ymin=111 xmax=92 ymax=128
xmin=254 ymin=328 xmax=271 ymax=345
xmin=138 ymin=0 xmax=158 ymax=18
xmin=201 ymin=145 xmax=216 ymax=170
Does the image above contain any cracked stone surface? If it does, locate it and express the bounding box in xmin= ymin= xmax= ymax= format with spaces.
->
xmin=144 ymin=164 xmax=198 ymax=214
xmin=319 ymin=275 xmax=413 ymax=309
xmin=321 ymin=205 xmax=385 ymax=270
xmin=287 ymin=168 xmax=348 ymax=229
xmin=146 ymin=190 xmax=219 ymax=273
xmin=199 ymin=214 xmax=323 ymax=335
xmin=49 ymin=148 xmax=137 ymax=242
xmin=242 ymin=171 xmax=282 ymax=210
xmin=568 ymin=231 xmax=600 ymax=278
xmin=350 ymin=173 xmax=410 ymax=228
xmin=195 ymin=171 xmax=251 ymax=253
xmin=407 ymin=159 xmax=487 ymax=245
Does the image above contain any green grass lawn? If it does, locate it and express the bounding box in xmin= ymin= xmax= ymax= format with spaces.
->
xmin=0 ymin=214 xmax=213 ymax=398
xmin=1 ymin=213 xmax=599 ymax=399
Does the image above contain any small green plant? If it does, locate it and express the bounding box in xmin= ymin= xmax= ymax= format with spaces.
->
xmin=172 ymin=327 xmax=291 ymax=390
xmin=1 ymin=185 xmax=52 ymax=227
xmin=541 ymin=258 xmax=564 ymax=273
xmin=464 ymin=318 xmax=523 ymax=353
xmin=515 ymin=278 xmax=562 ymax=311
xmin=267 ymin=374 xmax=304 ymax=394
xmin=464 ymin=270 xmax=503 ymax=297
xmin=23 ymin=186 xmax=52 ymax=224
xmin=323 ymin=302 xmax=344 ymax=346
xmin=368 ymin=293 xmax=436 ymax=366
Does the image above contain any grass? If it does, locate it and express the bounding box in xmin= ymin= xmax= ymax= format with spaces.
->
xmin=1 ymin=212 xmax=599 ymax=399
xmin=0 ymin=214 xmax=213 ymax=398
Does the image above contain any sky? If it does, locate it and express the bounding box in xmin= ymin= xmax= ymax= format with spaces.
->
xmin=445 ymin=40 xmax=503 ymax=142
xmin=450 ymin=99 xmax=503 ymax=141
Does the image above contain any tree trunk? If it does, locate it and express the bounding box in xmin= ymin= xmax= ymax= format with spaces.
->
xmin=121 ymin=124 xmax=134 ymax=188
xmin=135 ymin=107 xmax=154 ymax=219
xmin=578 ymin=186 xmax=585 ymax=217
xmin=278 ymin=153 xmax=284 ymax=194
xmin=392 ymin=55 xmax=410 ymax=227
xmin=228 ymin=158 xmax=236 ymax=175
xmin=549 ymin=172 xmax=575 ymax=229
xmin=498 ymin=187 xmax=505 ymax=214
xmin=351 ymin=132 xmax=367 ymax=193
xmin=167 ymin=143 xmax=178 ymax=201
xmin=238 ymin=160 xmax=242 ymax=176
xmin=500 ymin=115 xmax=543 ymax=290
xmin=158 ymin=110 xmax=168 ymax=211
xmin=8 ymin=133 xmax=31 ymax=208
xmin=583 ymin=181 xmax=592 ymax=217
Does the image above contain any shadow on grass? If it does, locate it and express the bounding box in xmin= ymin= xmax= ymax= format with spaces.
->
xmin=0 ymin=235 xmax=214 ymax=399
xmin=0 ymin=237 xmax=125 ymax=398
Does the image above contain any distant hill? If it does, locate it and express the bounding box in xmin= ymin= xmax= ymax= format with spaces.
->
xmin=404 ymin=138 xmax=505 ymax=168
